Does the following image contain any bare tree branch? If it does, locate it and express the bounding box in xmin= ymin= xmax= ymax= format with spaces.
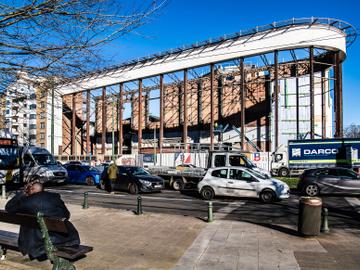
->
xmin=0 ymin=0 xmax=167 ymax=90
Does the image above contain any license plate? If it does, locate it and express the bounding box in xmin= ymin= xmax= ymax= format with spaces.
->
xmin=154 ymin=185 xmax=162 ymax=188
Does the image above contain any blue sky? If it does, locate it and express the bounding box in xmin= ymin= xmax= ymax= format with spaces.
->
xmin=102 ymin=0 xmax=360 ymax=127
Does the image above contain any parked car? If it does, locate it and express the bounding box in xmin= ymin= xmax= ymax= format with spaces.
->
xmin=64 ymin=161 xmax=83 ymax=165
xmin=298 ymin=167 xmax=360 ymax=196
xmin=100 ymin=165 xmax=164 ymax=194
xmin=64 ymin=164 xmax=100 ymax=186
xmin=198 ymin=166 xmax=290 ymax=203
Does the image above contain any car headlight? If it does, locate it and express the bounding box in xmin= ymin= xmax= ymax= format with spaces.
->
xmin=39 ymin=171 xmax=54 ymax=177
xmin=139 ymin=179 xmax=151 ymax=186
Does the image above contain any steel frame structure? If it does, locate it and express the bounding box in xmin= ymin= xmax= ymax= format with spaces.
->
xmin=56 ymin=17 xmax=356 ymax=157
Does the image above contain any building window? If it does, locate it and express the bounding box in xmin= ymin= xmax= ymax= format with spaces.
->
xmin=29 ymin=124 xmax=36 ymax=129
xmin=29 ymin=104 xmax=36 ymax=110
xmin=29 ymin=134 xmax=36 ymax=140
xmin=40 ymin=91 xmax=46 ymax=98
xmin=40 ymin=143 xmax=45 ymax=147
xmin=40 ymin=112 xmax=45 ymax=119
xmin=30 ymin=114 xmax=36 ymax=119
xmin=40 ymin=122 xmax=45 ymax=129
xmin=5 ymin=110 xmax=9 ymax=114
xmin=40 ymin=102 xmax=45 ymax=108
xmin=24 ymin=123 xmax=27 ymax=128
xmin=40 ymin=133 xmax=45 ymax=139
xmin=29 ymin=93 xmax=36 ymax=99
xmin=23 ymin=114 xmax=27 ymax=117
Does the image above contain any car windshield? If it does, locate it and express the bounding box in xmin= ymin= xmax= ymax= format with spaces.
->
xmin=125 ymin=167 xmax=150 ymax=176
xmin=246 ymin=169 xmax=268 ymax=180
xmin=32 ymin=154 xmax=57 ymax=166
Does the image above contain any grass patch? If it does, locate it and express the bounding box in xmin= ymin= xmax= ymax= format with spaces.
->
xmin=274 ymin=177 xmax=299 ymax=189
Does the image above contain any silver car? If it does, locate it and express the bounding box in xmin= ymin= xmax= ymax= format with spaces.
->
xmin=298 ymin=167 xmax=360 ymax=196
xmin=198 ymin=166 xmax=290 ymax=203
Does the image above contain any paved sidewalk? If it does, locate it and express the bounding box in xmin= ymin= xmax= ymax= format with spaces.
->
xmin=174 ymin=218 xmax=360 ymax=270
xmin=0 ymin=200 xmax=205 ymax=270
xmin=0 ymin=197 xmax=359 ymax=269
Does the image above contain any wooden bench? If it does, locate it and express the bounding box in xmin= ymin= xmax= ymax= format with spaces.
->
xmin=0 ymin=210 xmax=93 ymax=270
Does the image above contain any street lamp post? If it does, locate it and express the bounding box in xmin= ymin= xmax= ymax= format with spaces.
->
xmin=112 ymin=100 xmax=115 ymax=161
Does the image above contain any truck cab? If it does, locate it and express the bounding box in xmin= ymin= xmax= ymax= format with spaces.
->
xmin=207 ymin=151 xmax=271 ymax=177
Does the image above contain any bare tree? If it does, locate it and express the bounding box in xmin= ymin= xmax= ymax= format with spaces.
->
xmin=0 ymin=0 xmax=167 ymax=90
xmin=344 ymin=124 xmax=360 ymax=138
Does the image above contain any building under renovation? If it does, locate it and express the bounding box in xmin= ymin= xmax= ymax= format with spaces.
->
xmin=55 ymin=18 xmax=355 ymax=160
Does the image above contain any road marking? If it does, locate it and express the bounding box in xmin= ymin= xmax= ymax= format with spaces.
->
xmin=46 ymin=188 xmax=232 ymax=205
xmin=214 ymin=201 xmax=246 ymax=219
xmin=345 ymin=197 xmax=360 ymax=213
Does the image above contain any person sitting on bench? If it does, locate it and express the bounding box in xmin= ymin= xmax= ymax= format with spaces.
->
xmin=5 ymin=181 xmax=80 ymax=260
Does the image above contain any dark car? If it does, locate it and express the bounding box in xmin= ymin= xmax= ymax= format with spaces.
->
xmin=100 ymin=165 xmax=164 ymax=194
xmin=64 ymin=164 xmax=100 ymax=186
xmin=298 ymin=167 xmax=360 ymax=196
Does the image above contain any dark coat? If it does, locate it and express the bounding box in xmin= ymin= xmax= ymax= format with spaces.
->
xmin=5 ymin=191 xmax=80 ymax=258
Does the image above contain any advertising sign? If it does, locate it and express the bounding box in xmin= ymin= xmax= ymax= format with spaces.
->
xmin=288 ymin=139 xmax=360 ymax=168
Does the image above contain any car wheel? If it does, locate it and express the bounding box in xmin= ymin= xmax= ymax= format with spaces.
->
xmin=278 ymin=168 xmax=289 ymax=177
xmin=260 ymin=189 xmax=276 ymax=203
xmin=85 ymin=176 xmax=95 ymax=186
xmin=172 ymin=179 xmax=184 ymax=191
xmin=304 ymin=184 xmax=319 ymax=196
xmin=200 ymin=187 xmax=215 ymax=200
xmin=128 ymin=183 xmax=139 ymax=195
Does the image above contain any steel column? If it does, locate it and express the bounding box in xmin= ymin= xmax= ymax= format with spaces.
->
xmin=159 ymin=74 xmax=164 ymax=151
xmin=101 ymin=87 xmax=106 ymax=155
xmin=119 ymin=83 xmax=123 ymax=155
xmin=71 ymin=93 xmax=76 ymax=156
xmin=240 ymin=58 xmax=245 ymax=149
xmin=274 ymin=50 xmax=279 ymax=149
xmin=296 ymin=66 xmax=300 ymax=139
xmin=321 ymin=70 xmax=326 ymax=138
xmin=138 ymin=79 xmax=143 ymax=150
xmin=309 ymin=47 xmax=315 ymax=139
xmin=210 ymin=64 xmax=215 ymax=150
xmin=86 ymin=90 xmax=90 ymax=156
xmin=183 ymin=69 xmax=188 ymax=151
xmin=334 ymin=51 xmax=343 ymax=137
xmin=51 ymin=87 xmax=54 ymax=155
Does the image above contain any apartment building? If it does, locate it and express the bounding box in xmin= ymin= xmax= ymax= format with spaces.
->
xmin=2 ymin=74 xmax=62 ymax=155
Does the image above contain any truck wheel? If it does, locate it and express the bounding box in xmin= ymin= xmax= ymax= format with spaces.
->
xmin=200 ymin=187 xmax=215 ymax=200
xmin=304 ymin=184 xmax=319 ymax=196
xmin=278 ymin=168 xmax=289 ymax=177
xmin=260 ymin=189 xmax=275 ymax=203
xmin=172 ymin=179 xmax=184 ymax=191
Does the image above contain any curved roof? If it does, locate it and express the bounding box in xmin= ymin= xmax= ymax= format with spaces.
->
xmin=58 ymin=17 xmax=356 ymax=94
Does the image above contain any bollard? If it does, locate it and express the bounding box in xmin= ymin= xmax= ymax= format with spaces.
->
xmin=321 ymin=207 xmax=330 ymax=233
xmin=1 ymin=185 xmax=6 ymax=200
xmin=82 ymin=192 xmax=89 ymax=209
xmin=136 ymin=196 xmax=143 ymax=215
xmin=208 ymin=201 xmax=213 ymax=222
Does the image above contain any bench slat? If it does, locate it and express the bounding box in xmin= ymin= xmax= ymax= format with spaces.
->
xmin=0 ymin=210 xmax=68 ymax=233
xmin=0 ymin=230 xmax=19 ymax=249
xmin=54 ymin=245 xmax=93 ymax=260
xmin=0 ymin=211 xmax=93 ymax=262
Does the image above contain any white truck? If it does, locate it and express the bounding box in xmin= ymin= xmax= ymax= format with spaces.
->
xmin=271 ymin=138 xmax=360 ymax=177
xmin=147 ymin=150 xmax=271 ymax=190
